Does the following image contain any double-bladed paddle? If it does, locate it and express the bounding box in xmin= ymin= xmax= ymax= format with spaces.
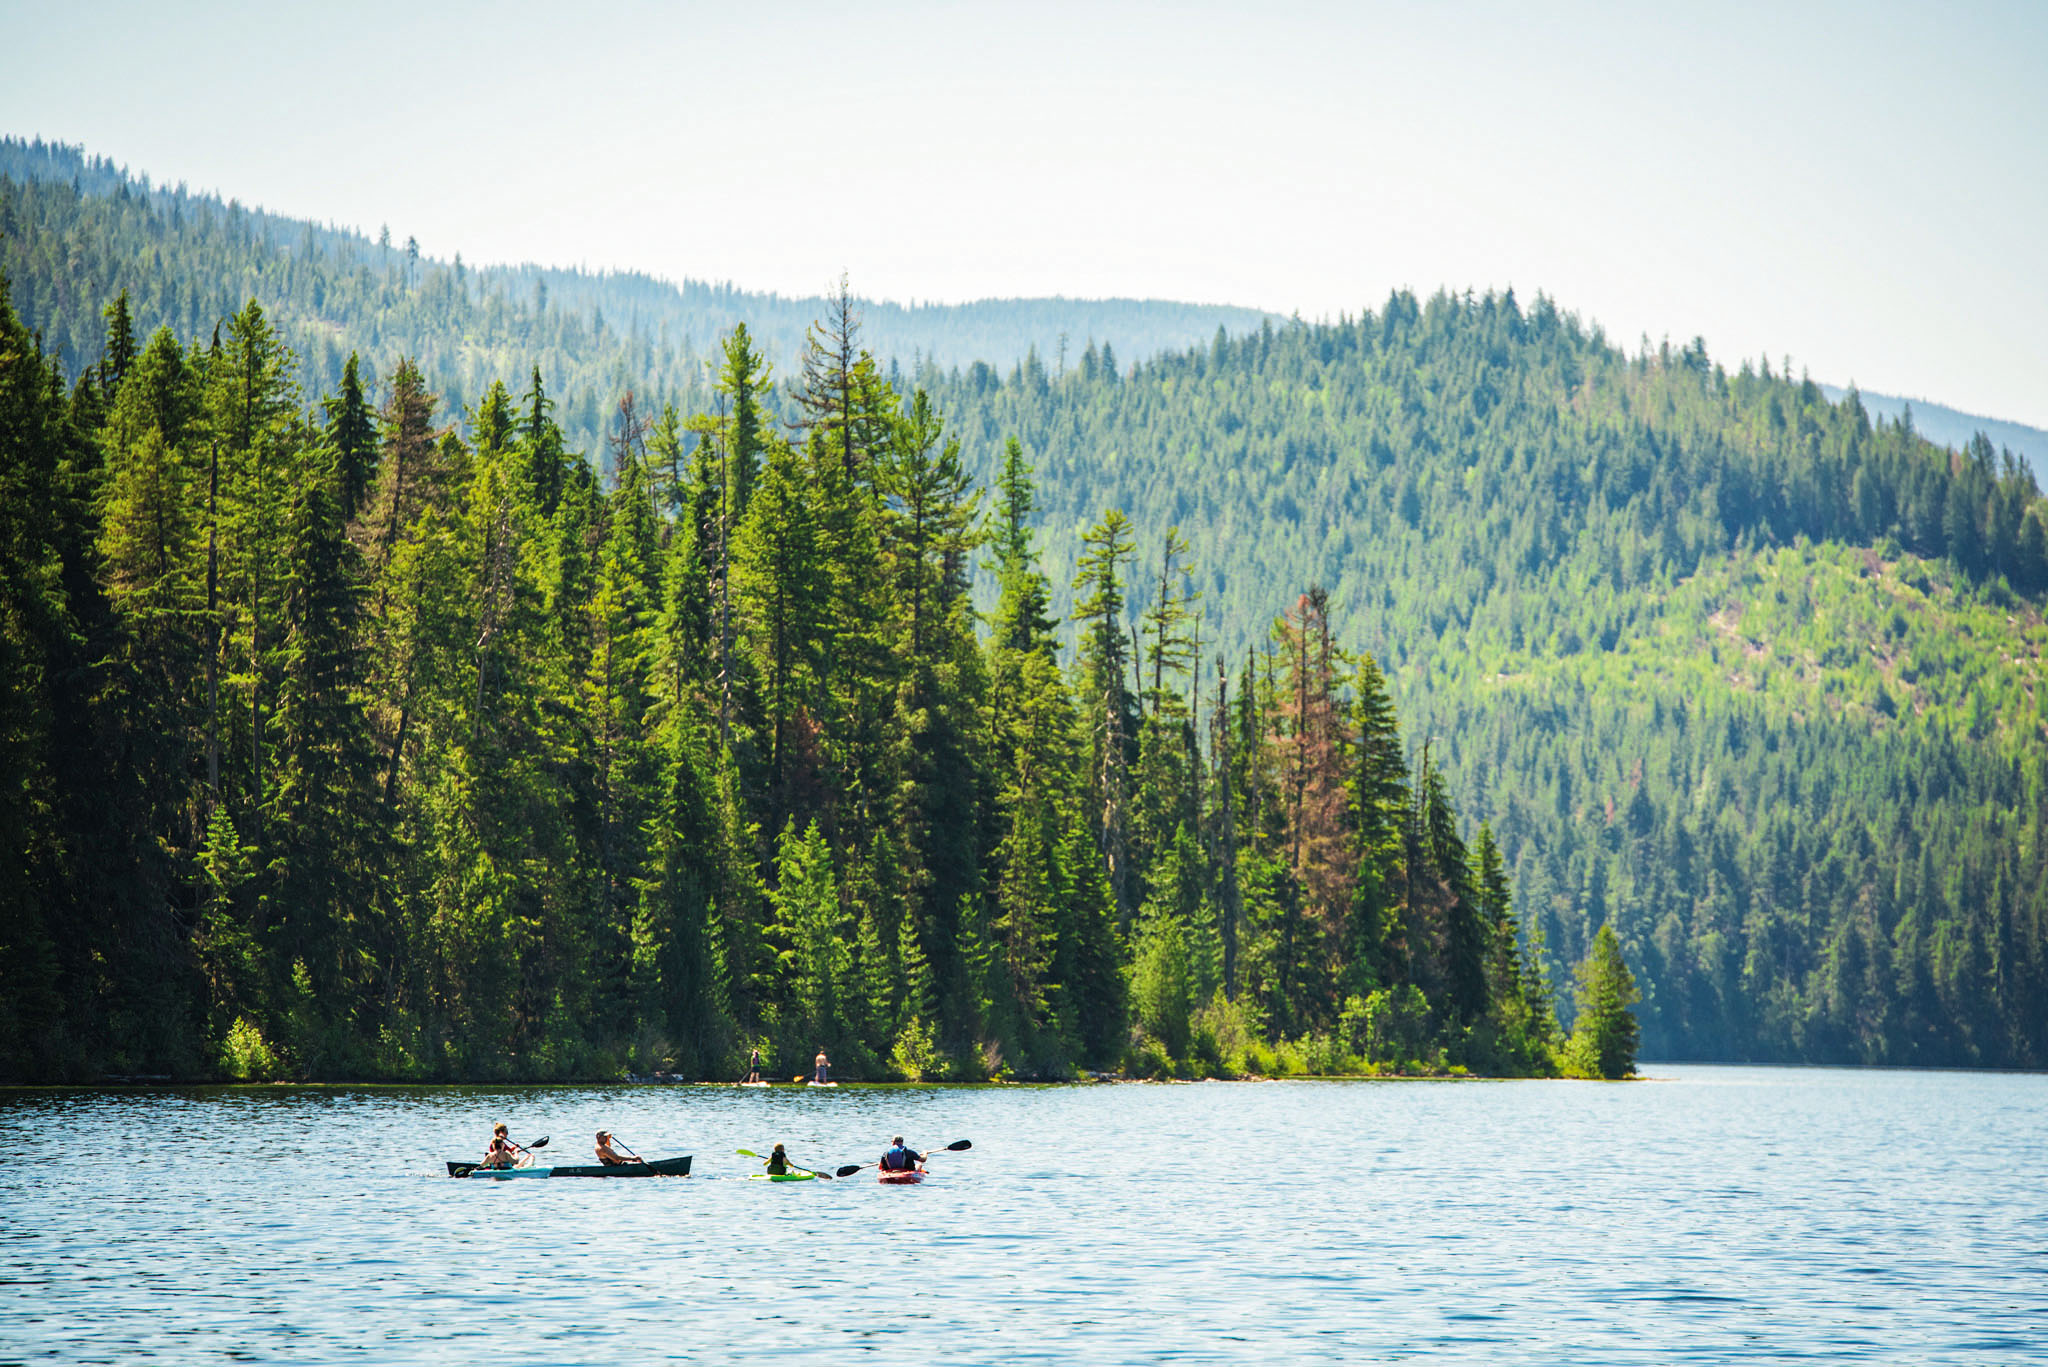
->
xmin=736 ymin=1146 xmax=831 ymax=1179
xmin=835 ymin=1138 xmax=971 ymax=1178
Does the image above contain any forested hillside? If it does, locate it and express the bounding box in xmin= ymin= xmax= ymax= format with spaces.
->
xmin=922 ymin=297 xmax=2048 ymax=1065
xmin=0 ymin=138 xmax=1269 ymax=460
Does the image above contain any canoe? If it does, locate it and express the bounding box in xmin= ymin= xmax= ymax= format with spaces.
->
xmin=878 ymin=1168 xmax=925 ymax=1185
xmin=747 ymin=1170 xmax=818 ymax=1182
xmin=447 ymin=1155 xmax=692 ymax=1179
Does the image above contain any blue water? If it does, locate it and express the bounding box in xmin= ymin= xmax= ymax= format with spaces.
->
xmin=1 ymin=1065 xmax=2043 ymax=1363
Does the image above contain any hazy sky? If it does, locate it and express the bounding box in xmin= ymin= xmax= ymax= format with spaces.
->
xmin=5 ymin=0 xmax=2045 ymax=425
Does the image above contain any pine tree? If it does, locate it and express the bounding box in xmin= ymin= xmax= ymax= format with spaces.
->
xmin=990 ymin=436 xmax=1058 ymax=654
xmin=322 ymin=352 xmax=377 ymax=519
xmin=717 ymin=324 xmax=770 ymax=519
xmin=267 ymin=426 xmax=381 ymax=1069
xmin=204 ymin=299 xmax=302 ymax=832
xmin=879 ymin=389 xmax=981 ymax=661
xmin=520 ymin=366 xmax=566 ymax=518
xmin=1563 ymin=923 xmax=1641 ymax=1078
xmin=634 ymin=686 xmax=728 ymax=1076
xmin=771 ymin=820 xmax=848 ymax=1050
xmin=731 ymin=434 xmax=828 ymax=827
xmin=1346 ymin=654 xmax=1406 ymax=993
xmin=584 ymin=459 xmax=662 ymax=1033
xmin=100 ymin=288 xmax=136 ymax=390
xmin=1073 ymin=508 xmax=1139 ymax=922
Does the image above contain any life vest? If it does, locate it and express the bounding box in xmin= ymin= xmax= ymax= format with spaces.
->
xmin=882 ymin=1145 xmax=915 ymax=1171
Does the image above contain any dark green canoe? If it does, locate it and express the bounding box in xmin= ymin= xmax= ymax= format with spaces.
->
xmin=447 ymin=1154 xmax=692 ymax=1179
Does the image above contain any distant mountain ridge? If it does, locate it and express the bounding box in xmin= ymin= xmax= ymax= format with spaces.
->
xmin=0 ymin=137 xmax=1272 ymax=436
xmin=1820 ymin=386 xmax=2043 ymax=485
xmin=5 ymin=136 xmax=2037 ymax=485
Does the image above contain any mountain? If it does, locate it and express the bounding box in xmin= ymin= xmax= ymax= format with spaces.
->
xmin=13 ymin=137 xmax=2036 ymax=491
xmin=1820 ymin=385 xmax=2044 ymax=487
xmin=0 ymin=138 xmax=1273 ymax=458
xmin=3 ymin=139 xmax=2045 ymax=1075
xmin=918 ymin=302 xmax=2047 ymax=1065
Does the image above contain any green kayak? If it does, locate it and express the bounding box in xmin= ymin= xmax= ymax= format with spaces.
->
xmin=747 ymin=1170 xmax=818 ymax=1182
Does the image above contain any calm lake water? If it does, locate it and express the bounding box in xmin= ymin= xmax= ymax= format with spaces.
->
xmin=2 ymin=1065 xmax=2043 ymax=1363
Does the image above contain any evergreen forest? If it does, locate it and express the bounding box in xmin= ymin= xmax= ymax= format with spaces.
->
xmin=2 ymin=271 xmax=1625 ymax=1084
xmin=2 ymin=140 xmax=2046 ymax=1080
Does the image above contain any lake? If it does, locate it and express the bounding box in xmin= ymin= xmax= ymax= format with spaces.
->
xmin=2 ymin=1065 xmax=2043 ymax=1363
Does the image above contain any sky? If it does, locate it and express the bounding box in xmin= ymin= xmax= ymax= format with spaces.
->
xmin=4 ymin=0 xmax=2045 ymax=427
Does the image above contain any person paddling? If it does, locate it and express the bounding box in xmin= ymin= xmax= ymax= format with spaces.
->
xmin=764 ymin=1142 xmax=793 ymax=1176
xmin=744 ymin=1047 xmax=763 ymax=1084
xmin=813 ymin=1049 xmax=830 ymax=1085
xmin=595 ymin=1131 xmax=643 ymax=1167
xmin=482 ymin=1123 xmax=524 ymax=1170
xmin=879 ymin=1136 xmax=925 ymax=1173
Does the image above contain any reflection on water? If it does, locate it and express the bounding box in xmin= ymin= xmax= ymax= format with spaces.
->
xmin=2 ymin=1066 xmax=2044 ymax=1363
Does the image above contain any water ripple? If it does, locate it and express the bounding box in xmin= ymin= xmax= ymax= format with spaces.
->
xmin=2 ymin=1066 xmax=2045 ymax=1362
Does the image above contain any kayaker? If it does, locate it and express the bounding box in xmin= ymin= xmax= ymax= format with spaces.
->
xmin=813 ymin=1049 xmax=830 ymax=1085
xmin=764 ymin=1142 xmax=792 ymax=1176
xmin=879 ymin=1137 xmax=924 ymax=1173
xmin=594 ymin=1131 xmax=642 ymax=1166
xmin=482 ymin=1123 xmax=522 ymax=1170
xmin=744 ymin=1047 xmax=763 ymax=1084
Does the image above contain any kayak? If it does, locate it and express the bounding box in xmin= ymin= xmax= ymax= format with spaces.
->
xmin=878 ymin=1168 xmax=925 ymax=1185
xmin=748 ymin=1170 xmax=818 ymax=1182
xmin=448 ymin=1155 xmax=692 ymax=1179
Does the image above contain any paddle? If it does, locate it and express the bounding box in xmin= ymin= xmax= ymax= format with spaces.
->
xmin=736 ymin=1147 xmax=832 ymax=1179
xmin=608 ymin=1135 xmax=649 ymax=1166
xmin=835 ymin=1138 xmax=971 ymax=1178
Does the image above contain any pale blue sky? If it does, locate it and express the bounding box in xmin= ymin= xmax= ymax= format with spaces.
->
xmin=4 ymin=0 xmax=2045 ymax=426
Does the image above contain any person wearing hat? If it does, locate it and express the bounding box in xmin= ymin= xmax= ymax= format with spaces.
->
xmin=879 ymin=1136 xmax=924 ymax=1173
xmin=594 ymin=1131 xmax=643 ymax=1166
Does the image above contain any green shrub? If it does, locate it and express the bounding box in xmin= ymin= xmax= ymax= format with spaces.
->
xmin=220 ymin=1016 xmax=286 ymax=1081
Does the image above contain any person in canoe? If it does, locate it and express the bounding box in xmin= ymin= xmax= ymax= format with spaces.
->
xmin=813 ymin=1049 xmax=830 ymax=1085
xmin=879 ymin=1137 xmax=924 ymax=1174
xmin=744 ymin=1047 xmax=763 ymax=1084
xmin=764 ymin=1142 xmax=794 ymax=1176
xmin=482 ymin=1123 xmax=524 ymax=1170
xmin=594 ymin=1131 xmax=643 ymax=1167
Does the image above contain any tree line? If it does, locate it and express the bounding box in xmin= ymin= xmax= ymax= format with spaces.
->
xmin=0 ymin=276 xmax=1640 ymax=1083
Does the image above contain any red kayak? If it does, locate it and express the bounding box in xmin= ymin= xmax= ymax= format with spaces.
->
xmin=878 ymin=1167 xmax=925 ymax=1184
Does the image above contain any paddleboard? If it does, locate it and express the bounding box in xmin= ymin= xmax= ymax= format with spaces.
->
xmin=806 ymin=1081 xmax=839 ymax=1088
